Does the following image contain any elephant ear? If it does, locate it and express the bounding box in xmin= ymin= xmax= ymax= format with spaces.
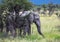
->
xmin=19 ymin=11 xmax=31 ymax=17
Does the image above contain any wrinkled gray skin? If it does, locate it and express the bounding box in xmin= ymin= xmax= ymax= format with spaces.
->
xmin=0 ymin=15 xmax=3 ymax=32
xmin=19 ymin=11 xmax=44 ymax=37
xmin=5 ymin=11 xmax=28 ymax=37
xmin=5 ymin=11 xmax=16 ymax=37
xmin=28 ymin=12 xmax=44 ymax=37
xmin=15 ymin=12 xmax=29 ymax=36
xmin=5 ymin=10 xmax=44 ymax=37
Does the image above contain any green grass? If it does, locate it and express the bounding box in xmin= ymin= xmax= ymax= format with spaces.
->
xmin=0 ymin=15 xmax=60 ymax=42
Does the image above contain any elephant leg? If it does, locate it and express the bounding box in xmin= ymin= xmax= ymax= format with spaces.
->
xmin=14 ymin=27 xmax=17 ymax=36
xmin=4 ymin=26 xmax=9 ymax=37
xmin=0 ymin=27 xmax=3 ymax=32
xmin=1 ymin=25 xmax=3 ymax=32
xmin=9 ymin=25 xmax=16 ymax=37
xmin=34 ymin=19 xmax=44 ymax=37
xmin=19 ymin=28 xmax=22 ymax=36
xmin=23 ymin=25 xmax=29 ymax=36
xmin=23 ymin=22 xmax=31 ymax=36
xmin=25 ymin=19 xmax=31 ymax=35
xmin=10 ymin=29 xmax=16 ymax=37
xmin=0 ymin=24 xmax=3 ymax=32
xmin=27 ymin=24 xmax=31 ymax=35
xmin=23 ymin=27 xmax=26 ymax=36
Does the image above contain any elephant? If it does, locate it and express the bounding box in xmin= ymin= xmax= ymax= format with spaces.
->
xmin=14 ymin=12 xmax=29 ymax=36
xmin=4 ymin=8 xmax=44 ymax=37
xmin=19 ymin=10 xmax=44 ymax=37
xmin=5 ymin=11 xmax=16 ymax=37
xmin=28 ymin=12 xmax=44 ymax=37
xmin=4 ymin=10 xmax=29 ymax=37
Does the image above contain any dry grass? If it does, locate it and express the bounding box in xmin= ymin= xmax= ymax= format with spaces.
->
xmin=0 ymin=15 xmax=60 ymax=42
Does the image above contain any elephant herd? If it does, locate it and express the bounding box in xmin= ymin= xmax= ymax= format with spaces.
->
xmin=0 ymin=8 xmax=44 ymax=38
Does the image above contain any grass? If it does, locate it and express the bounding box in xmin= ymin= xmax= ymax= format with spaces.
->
xmin=0 ymin=14 xmax=60 ymax=42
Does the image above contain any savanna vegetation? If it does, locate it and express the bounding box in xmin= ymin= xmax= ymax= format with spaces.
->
xmin=0 ymin=0 xmax=60 ymax=42
xmin=0 ymin=15 xmax=60 ymax=42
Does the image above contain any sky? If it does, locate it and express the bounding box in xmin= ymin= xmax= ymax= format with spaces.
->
xmin=0 ymin=0 xmax=60 ymax=5
xmin=30 ymin=0 xmax=60 ymax=5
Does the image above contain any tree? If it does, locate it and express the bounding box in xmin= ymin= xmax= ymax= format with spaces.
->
xmin=41 ymin=4 xmax=47 ymax=15
xmin=42 ymin=4 xmax=47 ymax=11
xmin=48 ymin=2 xmax=55 ymax=16
xmin=1 ymin=0 xmax=33 ymax=11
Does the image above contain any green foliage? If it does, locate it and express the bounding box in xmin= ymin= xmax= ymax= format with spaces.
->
xmin=0 ymin=16 xmax=60 ymax=42
xmin=42 ymin=4 xmax=47 ymax=11
xmin=0 ymin=4 xmax=6 ymax=14
xmin=1 ymin=0 xmax=33 ymax=10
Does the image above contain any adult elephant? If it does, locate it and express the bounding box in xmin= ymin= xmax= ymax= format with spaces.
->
xmin=5 ymin=11 xmax=16 ymax=37
xmin=19 ymin=10 xmax=44 ymax=37
xmin=15 ymin=11 xmax=29 ymax=36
